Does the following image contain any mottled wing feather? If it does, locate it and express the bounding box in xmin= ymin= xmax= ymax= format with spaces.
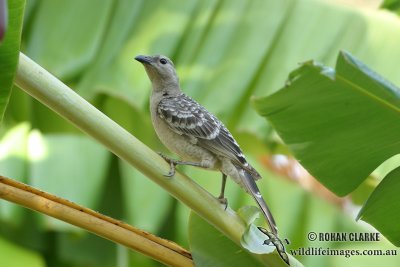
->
xmin=198 ymin=127 xmax=244 ymax=163
xmin=158 ymin=94 xmax=221 ymax=139
xmin=158 ymin=94 xmax=260 ymax=178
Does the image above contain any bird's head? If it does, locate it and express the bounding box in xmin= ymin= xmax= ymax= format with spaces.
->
xmin=135 ymin=54 xmax=179 ymax=90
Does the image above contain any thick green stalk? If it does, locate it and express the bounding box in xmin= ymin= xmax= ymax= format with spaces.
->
xmin=14 ymin=52 xmax=289 ymax=266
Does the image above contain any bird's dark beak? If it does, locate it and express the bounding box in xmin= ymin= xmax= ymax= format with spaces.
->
xmin=135 ymin=55 xmax=152 ymax=64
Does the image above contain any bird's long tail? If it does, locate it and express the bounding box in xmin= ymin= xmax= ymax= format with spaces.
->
xmin=238 ymin=167 xmax=278 ymax=235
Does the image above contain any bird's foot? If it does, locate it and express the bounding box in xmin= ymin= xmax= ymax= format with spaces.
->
xmin=217 ymin=196 xmax=228 ymax=210
xmin=257 ymin=227 xmax=290 ymax=266
xmin=158 ymin=152 xmax=177 ymax=177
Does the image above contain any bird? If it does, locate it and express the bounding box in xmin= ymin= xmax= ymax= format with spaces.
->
xmin=135 ymin=54 xmax=278 ymax=236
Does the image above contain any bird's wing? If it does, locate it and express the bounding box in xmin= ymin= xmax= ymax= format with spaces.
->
xmin=158 ymin=94 xmax=260 ymax=178
xmin=157 ymin=94 xmax=222 ymax=140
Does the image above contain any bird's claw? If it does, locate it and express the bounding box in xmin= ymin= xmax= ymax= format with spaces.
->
xmin=164 ymin=163 xmax=176 ymax=177
xmin=164 ymin=172 xmax=174 ymax=177
xmin=158 ymin=152 xmax=177 ymax=177
xmin=218 ymin=196 xmax=228 ymax=210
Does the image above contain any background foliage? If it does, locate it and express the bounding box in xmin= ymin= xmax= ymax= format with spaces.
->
xmin=1 ymin=0 xmax=400 ymax=266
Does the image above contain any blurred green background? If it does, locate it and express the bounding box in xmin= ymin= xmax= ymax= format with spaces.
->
xmin=1 ymin=0 xmax=400 ymax=266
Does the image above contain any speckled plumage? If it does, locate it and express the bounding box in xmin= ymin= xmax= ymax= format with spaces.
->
xmin=136 ymin=54 xmax=278 ymax=235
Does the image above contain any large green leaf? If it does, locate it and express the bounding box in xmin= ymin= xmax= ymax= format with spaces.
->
xmin=254 ymin=51 xmax=400 ymax=244
xmin=358 ymin=166 xmax=400 ymax=246
xmin=0 ymin=0 xmax=24 ymax=123
xmin=254 ymin=51 xmax=400 ymax=196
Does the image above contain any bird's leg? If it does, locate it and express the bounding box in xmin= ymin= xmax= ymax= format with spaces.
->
xmin=158 ymin=153 xmax=205 ymax=177
xmin=217 ymin=173 xmax=228 ymax=209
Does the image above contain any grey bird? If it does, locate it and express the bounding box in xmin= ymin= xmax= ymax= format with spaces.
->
xmin=135 ymin=54 xmax=278 ymax=235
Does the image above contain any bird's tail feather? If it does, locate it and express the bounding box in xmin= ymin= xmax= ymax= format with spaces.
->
xmin=238 ymin=167 xmax=278 ymax=235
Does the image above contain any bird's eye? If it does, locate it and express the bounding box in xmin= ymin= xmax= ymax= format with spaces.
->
xmin=160 ymin=58 xmax=167 ymax=65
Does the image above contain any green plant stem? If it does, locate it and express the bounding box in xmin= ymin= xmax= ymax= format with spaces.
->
xmin=14 ymin=52 xmax=290 ymax=266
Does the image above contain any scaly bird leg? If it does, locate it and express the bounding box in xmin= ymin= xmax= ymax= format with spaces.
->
xmin=158 ymin=153 xmax=204 ymax=177
xmin=218 ymin=173 xmax=228 ymax=209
